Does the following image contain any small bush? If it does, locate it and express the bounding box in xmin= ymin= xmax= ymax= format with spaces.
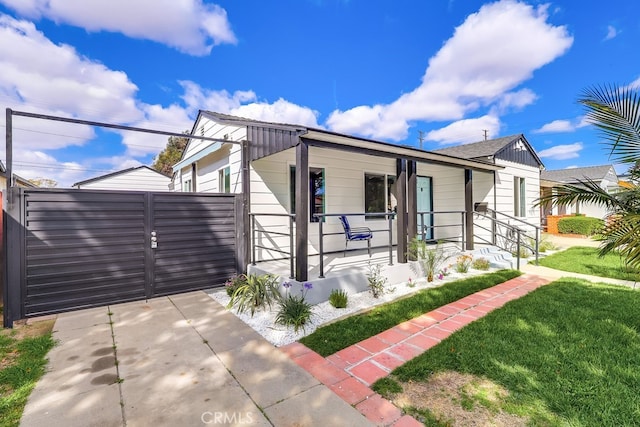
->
xmin=329 ymin=289 xmax=348 ymax=308
xmin=558 ymin=216 xmax=603 ymax=236
xmin=472 ymin=257 xmax=491 ymax=270
xmin=224 ymin=274 xmax=246 ymax=297
xmin=227 ymin=274 xmax=281 ymax=316
xmin=408 ymin=237 xmax=449 ymax=281
xmin=275 ymin=282 xmax=313 ymax=332
xmin=455 ymin=254 xmax=473 ymax=273
xmin=367 ymin=263 xmax=388 ymax=298
xmin=530 ymin=234 xmax=559 ymax=253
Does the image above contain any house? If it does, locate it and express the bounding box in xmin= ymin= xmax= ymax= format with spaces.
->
xmin=72 ymin=166 xmax=171 ymax=191
xmin=171 ymin=111 xmax=542 ymax=286
xmin=540 ymin=164 xmax=619 ymax=222
xmin=0 ymin=160 xmax=37 ymax=196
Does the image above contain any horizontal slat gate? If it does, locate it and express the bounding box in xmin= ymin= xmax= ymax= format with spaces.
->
xmin=151 ymin=193 xmax=238 ymax=295
xmin=17 ymin=189 xmax=240 ymax=318
xmin=23 ymin=191 xmax=147 ymax=316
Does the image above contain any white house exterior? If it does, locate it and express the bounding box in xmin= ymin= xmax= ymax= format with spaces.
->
xmin=171 ymin=112 xmax=546 ymax=282
xmin=72 ymin=166 xmax=171 ymax=191
xmin=540 ymin=165 xmax=619 ymax=220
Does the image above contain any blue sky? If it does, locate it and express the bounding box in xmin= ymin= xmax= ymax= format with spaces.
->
xmin=0 ymin=0 xmax=638 ymax=186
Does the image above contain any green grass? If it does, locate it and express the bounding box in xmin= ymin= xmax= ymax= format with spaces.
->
xmin=384 ymin=279 xmax=640 ymax=426
xmin=537 ymin=246 xmax=640 ymax=281
xmin=299 ymin=269 xmax=521 ymax=356
xmin=0 ymin=327 xmax=55 ymax=427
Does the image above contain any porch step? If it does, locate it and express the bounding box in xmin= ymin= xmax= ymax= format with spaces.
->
xmin=470 ymin=246 xmax=531 ymax=269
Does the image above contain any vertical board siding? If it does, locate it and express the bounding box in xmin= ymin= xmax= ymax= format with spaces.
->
xmin=23 ymin=190 xmax=147 ymax=316
xmin=152 ymin=193 xmax=237 ymax=294
xmin=19 ymin=189 xmax=240 ymax=318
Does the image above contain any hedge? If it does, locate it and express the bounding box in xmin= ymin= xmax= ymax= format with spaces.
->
xmin=557 ymin=215 xmax=603 ymax=236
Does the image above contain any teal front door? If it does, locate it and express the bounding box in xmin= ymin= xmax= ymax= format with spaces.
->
xmin=417 ymin=176 xmax=433 ymax=240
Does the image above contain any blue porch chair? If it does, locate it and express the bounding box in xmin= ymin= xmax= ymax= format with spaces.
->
xmin=338 ymin=215 xmax=373 ymax=257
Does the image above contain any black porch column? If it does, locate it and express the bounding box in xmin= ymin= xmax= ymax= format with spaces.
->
xmin=239 ymin=140 xmax=251 ymax=273
xmin=295 ymin=140 xmax=309 ymax=281
xmin=464 ymin=168 xmax=474 ymax=250
xmin=396 ymin=158 xmax=407 ymax=263
xmin=407 ymin=160 xmax=417 ymax=242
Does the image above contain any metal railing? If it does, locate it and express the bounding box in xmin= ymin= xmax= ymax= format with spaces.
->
xmin=250 ymin=213 xmax=295 ymax=278
xmin=473 ymin=208 xmax=542 ymax=269
xmin=418 ymin=210 xmax=466 ymax=249
xmin=313 ymin=212 xmax=395 ymax=278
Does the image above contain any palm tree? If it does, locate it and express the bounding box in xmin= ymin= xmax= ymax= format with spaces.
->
xmin=539 ymin=84 xmax=640 ymax=268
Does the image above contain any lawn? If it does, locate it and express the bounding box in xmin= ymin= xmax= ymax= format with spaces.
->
xmin=537 ymin=246 xmax=640 ymax=281
xmin=0 ymin=314 xmax=55 ymax=427
xmin=375 ymin=279 xmax=640 ymax=426
xmin=299 ymin=269 xmax=521 ymax=356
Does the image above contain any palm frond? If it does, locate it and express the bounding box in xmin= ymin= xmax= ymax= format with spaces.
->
xmin=536 ymin=177 xmax=625 ymax=211
xmin=599 ymin=213 xmax=640 ymax=269
xmin=578 ymin=84 xmax=640 ymax=164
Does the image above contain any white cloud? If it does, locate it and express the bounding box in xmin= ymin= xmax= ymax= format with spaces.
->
xmin=0 ymin=0 xmax=236 ymax=55
xmin=533 ymin=117 xmax=590 ymax=133
xmin=537 ymin=142 xmax=583 ymax=160
xmin=426 ymin=114 xmax=501 ymax=145
xmin=231 ymin=99 xmax=321 ymax=128
xmin=604 ymin=25 xmax=618 ymax=41
xmin=628 ymin=76 xmax=640 ymax=89
xmin=326 ymin=0 xmax=573 ymax=141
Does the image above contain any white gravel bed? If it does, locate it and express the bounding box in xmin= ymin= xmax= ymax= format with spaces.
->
xmin=206 ymin=268 xmax=494 ymax=347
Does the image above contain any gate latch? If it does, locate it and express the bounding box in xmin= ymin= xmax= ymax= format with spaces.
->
xmin=151 ymin=231 xmax=158 ymax=249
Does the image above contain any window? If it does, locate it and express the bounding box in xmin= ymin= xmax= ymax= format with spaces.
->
xmin=290 ymin=166 xmax=325 ymax=222
xmin=182 ymin=178 xmax=192 ymax=192
xmin=514 ymin=177 xmax=526 ymax=217
xmin=364 ymin=173 xmax=397 ymax=219
xmin=218 ymin=166 xmax=231 ymax=193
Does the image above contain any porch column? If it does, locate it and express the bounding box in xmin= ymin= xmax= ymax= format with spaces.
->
xmin=239 ymin=140 xmax=251 ymax=273
xmin=396 ymin=158 xmax=407 ymax=263
xmin=464 ymin=168 xmax=474 ymax=250
xmin=407 ymin=160 xmax=417 ymax=241
xmin=295 ymin=140 xmax=309 ymax=281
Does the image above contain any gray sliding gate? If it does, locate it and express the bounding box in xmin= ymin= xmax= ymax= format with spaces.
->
xmin=4 ymin=188 xmax=244 ymax=324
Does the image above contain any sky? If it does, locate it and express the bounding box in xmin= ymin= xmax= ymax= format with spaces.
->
xmin=0 ymin=0 xmax=638 ymax=186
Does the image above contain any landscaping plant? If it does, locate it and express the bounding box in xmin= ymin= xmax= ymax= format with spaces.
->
xmin=408 ymin=237 xmax=449 ymax=282
xmin=471 ymin=257 xmax=490 ymax=270
xmin=224 ymin=274 xmax=246 ymax=297
xmin=454 ymin=254 xmax=473 ymax=273
xmin=226 ymin=273 xmax=281 ymax=316
xmin=367 ymin=262 xmax=388 ymax=298
xmin=557 ymin=215 xmax=603 ymax=236
xmin=328 ymin=289 xmax=349 ymax=308
xmin=275 ymin=282 xmax=313 ymax=332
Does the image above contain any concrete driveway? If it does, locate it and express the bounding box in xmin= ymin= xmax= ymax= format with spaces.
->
xmin=21 ymin=291 xmax=373 ymax=427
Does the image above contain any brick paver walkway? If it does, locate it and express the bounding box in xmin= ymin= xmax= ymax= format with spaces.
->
xmin=281 ymin=273 xmax=549 ymax=426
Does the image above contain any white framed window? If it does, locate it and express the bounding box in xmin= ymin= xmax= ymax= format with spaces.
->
xmin=182 ymin=178 xmax=192 ymax=192
xmin=514 ymin=177 xmax=526 ymax=217
xmin=364 ymin=173 xmax=397 ymax=220
xmin=218 ymin=166 xmax=231 ymax=193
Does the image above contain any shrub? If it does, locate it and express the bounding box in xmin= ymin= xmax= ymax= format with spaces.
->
xmin=224 ymin=274 xmax=246 ymax=297
xmin=454 ymin=254 xmax=473 ymax=273
xmin=329 ymin=289 xmax=348 ymax=308
xmin=472 ymin=257 xmax=491 ymax=270
xmin=227 ymin=273 xmax=281 ymax=316
xmin=408 ymin=237 xmax=449 ymax=282
xmin=367 ymin=263 xmax=388 ymax=298
xmin=528 ymin=234 xmax=559 ymax=253
xmin=558 ymin=216 xmax=603 ymax=236
xmin=275 ymin=282 xmax=313 ymax=332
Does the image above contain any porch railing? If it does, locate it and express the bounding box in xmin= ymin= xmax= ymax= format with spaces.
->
xmin=313 ymin=212 xmax=395 ymax=278
xmin=250 ymin=212 xmax=295 ymax=279
xmin=418 ymin=210 xmax=466 ymax=249
xmin=473 ymin=208 xmax=542 ymax=269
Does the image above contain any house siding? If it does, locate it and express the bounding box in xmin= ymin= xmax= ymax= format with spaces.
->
xmin=77 ymin=168 xmax=171 ymax=191
xmin=494 ymin=159 xmax=541 ymax=227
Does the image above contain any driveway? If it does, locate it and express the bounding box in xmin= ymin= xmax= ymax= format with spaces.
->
xmin=21 ymin=291 xmax=373 ymax=427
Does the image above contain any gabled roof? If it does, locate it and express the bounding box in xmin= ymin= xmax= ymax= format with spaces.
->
xmin=431 ymin=134 xmax=544 ymax=168
xmin=541 ymin=165 xmax=616 ymax=183
xmin=72 ymin=165 xmax=170 ymax=187
xmin=176 ymin=111 xmax=505 ymax=173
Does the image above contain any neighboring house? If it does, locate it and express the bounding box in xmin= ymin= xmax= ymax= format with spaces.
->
xmin=432 ymin=135 xmax=544 ymax=242
xmin=0 ymin=160 xmax=37 ymax=194
xmin=540 ymin=164 xmax=619 ymax=221
xmin=171 ymin=111 xmax=541 ymax=281
xmin=72 ymin=166 xmax=171 ymax=191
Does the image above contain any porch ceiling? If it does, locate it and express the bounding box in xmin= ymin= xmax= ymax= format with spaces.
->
xmin=301 ymin=130 xmax=503 ymax=172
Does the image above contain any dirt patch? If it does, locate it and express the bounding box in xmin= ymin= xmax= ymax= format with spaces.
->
xmin=0 ymin=318 xmax=55 ymax=370
xmin=391 ymin=371 xmax=528 ymax=426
